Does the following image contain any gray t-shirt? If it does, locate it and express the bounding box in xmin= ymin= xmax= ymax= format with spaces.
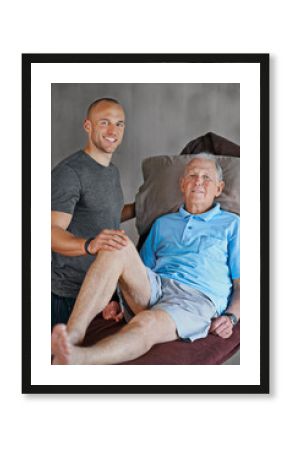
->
xmin=51 ymin=150 xmax=124 ymax=297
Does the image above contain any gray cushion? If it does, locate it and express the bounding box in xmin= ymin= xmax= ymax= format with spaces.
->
xmin=135 ymin=155 xmax=240 ymax=235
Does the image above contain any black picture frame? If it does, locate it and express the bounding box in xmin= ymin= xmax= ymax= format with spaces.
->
xmin=22 ymin=53 xmax=269 ymax=394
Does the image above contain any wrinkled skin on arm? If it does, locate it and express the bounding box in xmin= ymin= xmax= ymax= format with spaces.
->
xmin=209 ymin=278 xmax=240 ymax=339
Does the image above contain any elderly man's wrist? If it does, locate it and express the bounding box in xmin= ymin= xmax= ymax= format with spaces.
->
xmin=222 ymin=312 xmax=238 ymax=326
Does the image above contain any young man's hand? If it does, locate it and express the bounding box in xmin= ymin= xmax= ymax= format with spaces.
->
xmin=88 ymin=229 xmax=129 ymax=254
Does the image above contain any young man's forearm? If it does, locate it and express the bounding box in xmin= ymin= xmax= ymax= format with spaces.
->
xmin=51 ymin=226 xmax=87 ymax=256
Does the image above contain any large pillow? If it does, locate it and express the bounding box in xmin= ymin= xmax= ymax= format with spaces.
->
xmin=135 ymin=155 xmax=240 ymax=236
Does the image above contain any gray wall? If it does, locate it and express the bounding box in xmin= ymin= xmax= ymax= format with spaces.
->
xmin=52 ymin=83 xmax=239 ymax=242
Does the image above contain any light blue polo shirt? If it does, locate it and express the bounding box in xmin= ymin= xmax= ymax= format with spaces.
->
xmin=140 ymin=203 xmax=240 ymax=315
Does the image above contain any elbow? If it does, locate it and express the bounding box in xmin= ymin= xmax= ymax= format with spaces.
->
xmin=121 ymin=203 xmax=136 ymax=222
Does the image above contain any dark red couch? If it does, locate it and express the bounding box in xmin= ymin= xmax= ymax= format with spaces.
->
xmin=83 ymin=313 xmax=240 ymax=364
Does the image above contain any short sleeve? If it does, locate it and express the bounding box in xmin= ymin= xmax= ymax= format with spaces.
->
xmin=228 ymin=217 xmax=240 ymax=280
xmin=51 ymin=164 xmax=81 ymax=214
xmin=139 ymin=220 xmax=159 ymax=269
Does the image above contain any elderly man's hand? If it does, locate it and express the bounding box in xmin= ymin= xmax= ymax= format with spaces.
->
xmin=209 ymin=316 xmax=233 ymax=339
xmin=102 ymin=301 xmax=124 ymax=322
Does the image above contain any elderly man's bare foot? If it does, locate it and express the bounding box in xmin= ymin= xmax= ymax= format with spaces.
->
xmin=51 ymin=324 xmax=72 ymax=364
xmin=51 ymin=324 xmax=88 ymax=365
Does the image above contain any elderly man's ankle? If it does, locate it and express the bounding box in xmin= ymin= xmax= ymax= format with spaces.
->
xmin=67 ymin=325 xmax=85 ymax=345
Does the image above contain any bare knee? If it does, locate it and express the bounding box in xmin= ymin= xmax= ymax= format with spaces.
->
xmin=96 ymin=238 xmax=136 ymax=262
xmin=128 ymin=311 xmax=159 ymax=352
xmin=117 ymin=238 xmax=137 ymax=258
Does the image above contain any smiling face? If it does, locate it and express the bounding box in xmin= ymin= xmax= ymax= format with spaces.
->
xmin=84 ymin=100 xmax=125 ymax=162
xmin=180 ymin=158 xmax=224 ymax=214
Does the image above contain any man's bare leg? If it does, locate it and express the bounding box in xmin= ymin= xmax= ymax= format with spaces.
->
xmin=53 ymin=240 xmax=151 ymax=348
xmin=52 ymin=309 xmax=178 ymax=365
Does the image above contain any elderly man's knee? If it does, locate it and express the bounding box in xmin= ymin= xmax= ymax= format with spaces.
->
xmin=97 ymin=238 xmax=136 ymax=261
xmin=129 ymin=311 xmax=158 ymax=350
xmin=121 ymin=238 xmax=136 ymax=254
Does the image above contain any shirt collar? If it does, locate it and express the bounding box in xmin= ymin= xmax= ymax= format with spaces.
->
xmin=179 ymin=202 xmax=221 ymax=222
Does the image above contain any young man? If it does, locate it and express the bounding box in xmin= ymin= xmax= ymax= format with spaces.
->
xmin=52 ymin=153 xmax=240 ymax=364
xmin=51 ymin=98 xmax=134 ymax=328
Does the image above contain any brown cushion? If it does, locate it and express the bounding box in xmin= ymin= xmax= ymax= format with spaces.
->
xmin=135 ymin=155 xmax=240 ymax=235
xmin=180 ymin=131 xmax=240 ymax=157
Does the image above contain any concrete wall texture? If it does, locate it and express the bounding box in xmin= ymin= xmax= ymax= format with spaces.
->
xmin=52 ymin=83 xmax=240 ymax=242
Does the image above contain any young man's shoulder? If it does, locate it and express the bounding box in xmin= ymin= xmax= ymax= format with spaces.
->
xmin=53 ymin=150 xmax=84 ymax=170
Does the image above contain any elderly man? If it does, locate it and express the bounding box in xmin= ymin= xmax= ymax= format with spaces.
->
xmin=52 ymin=153 xmax=240 ymax=365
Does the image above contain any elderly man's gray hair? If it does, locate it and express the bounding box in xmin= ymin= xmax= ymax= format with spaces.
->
xmin=187 ymin=152 xmax=223 ymax=181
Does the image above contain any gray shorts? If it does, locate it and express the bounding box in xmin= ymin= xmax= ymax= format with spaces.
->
xmin=118 ymin=268 xmax=217 ymax=342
